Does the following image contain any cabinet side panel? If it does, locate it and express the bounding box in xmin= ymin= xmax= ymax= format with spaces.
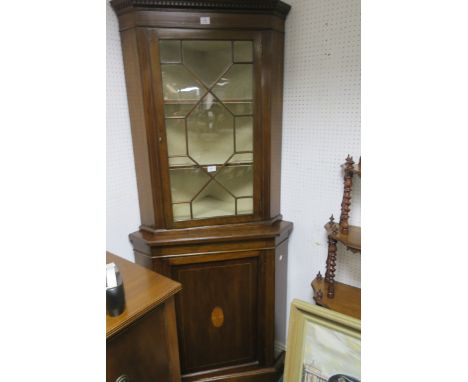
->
xmin=268 ymin=31 xmax=285 ymax=218
xmin=256 ymin=249 xmax=276 ymax=366
xmin=259 ymin=31 xmax=271 ymax=220
xmin=120 ymin=28 xmax=156 ymax=227
xmin=274 ymin=239 xmax=288 ymax=351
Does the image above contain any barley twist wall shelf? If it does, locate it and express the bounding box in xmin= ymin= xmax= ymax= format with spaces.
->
xmin=311 ymin=155 xmax=361 ymax=320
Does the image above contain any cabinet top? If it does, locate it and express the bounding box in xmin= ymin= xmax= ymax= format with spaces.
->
xmin=110 ymin=0 xmax=291 ymax=17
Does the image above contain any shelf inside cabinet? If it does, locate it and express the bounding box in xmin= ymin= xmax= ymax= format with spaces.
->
xmin=168 ymin=161 xmax=253 ymax=170
xmin=311 ymin=275 xmax=361 ymax=320
xmin=190 ymin=196 xmax=252 ymax=219
xmin=164 ymin=100 xmax=253 ymax=104
xmin=325 ymin=223 xmax=361 ymax=252
xmin=169 ymin=162 xmax=254 ymax=221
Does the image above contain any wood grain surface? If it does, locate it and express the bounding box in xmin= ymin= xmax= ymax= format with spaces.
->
xmin=311 ymin=276 xmax=361 ymax=320
xmin=106 ymin=252 xmax=181 ymax=338
xmin=324 ymin=223 xmax=361 ymax=252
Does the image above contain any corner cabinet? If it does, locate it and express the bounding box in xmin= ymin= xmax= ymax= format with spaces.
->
xmin=110 ymin=1 xmax=293 ymax=381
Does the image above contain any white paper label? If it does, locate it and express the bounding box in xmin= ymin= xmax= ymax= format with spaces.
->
xmin=106 ymin=263 xmax=117 ymax=288
xmin=207 ymin=165 xmax=216 ymax=173
xmin=200 ymin=16 xmax=210 ymax=25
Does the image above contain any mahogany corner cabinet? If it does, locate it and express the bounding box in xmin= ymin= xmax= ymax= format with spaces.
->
xmin=110 ymin=1 xmax=293 ymax=380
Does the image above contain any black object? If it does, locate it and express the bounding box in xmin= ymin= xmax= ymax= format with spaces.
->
xmin=106 ymin=268 xmax=126 ymax=317
xmin=328 ymin=375 xmax=360 ymax=382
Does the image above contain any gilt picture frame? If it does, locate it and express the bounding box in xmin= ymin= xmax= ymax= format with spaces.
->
xmin=284 ymin=299 xmax=361 ymax=382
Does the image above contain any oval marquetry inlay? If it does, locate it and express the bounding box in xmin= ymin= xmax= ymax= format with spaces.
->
xmin=211 ymin=306 xmax=224 ymax=328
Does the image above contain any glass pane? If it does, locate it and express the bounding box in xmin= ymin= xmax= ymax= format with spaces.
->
xmin=215 ymin=165 xmax=253 ymax=197
xmin=223 ymin=102 xmax=253 ymax=115
xmin=212 ymin=64 xmax=253 ymax=102
xmin=169 ymin=156 xmax=197 ymax=167
xmin=233 ymin=41 xmax=253 ymax=62
xmin=235 ymin=116 xmax=253 ymax=152
xmin=193 ymin=181 xmax=235 ymax=219
xmin=169 ymin=168 xmax=210 ymax=203
xmin=224 ymin=102 xmax=253 ymax=115
xmin=161 ymin=64 xmax=205 ymax=101
xmin=187 ymin=93 xmax=234 ymax=165
xmin=182 ymin=41 xmax=232 ymax=87
xmin=228 ymin=153 xmax=253 ymax=164
xmin=164 ymin=103 xmax=196 ymax=118
xmin=173 ymin=203 xmax=191 ymax=221
xmin=237 ymin=198 xmax=253 ymax=215
xmin=166 ymin=119 xmax=186 ymax=157
xmin=160 ymin=40 xmax=181 ymax=63
xmin=160 ymin=39 xmax=257 ymax=222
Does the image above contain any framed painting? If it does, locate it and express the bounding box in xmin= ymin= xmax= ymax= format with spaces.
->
xmin=284 ymin=299 xmax=361 ymax=382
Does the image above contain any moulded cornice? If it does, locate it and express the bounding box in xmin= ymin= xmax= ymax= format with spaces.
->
xmin=110 ymin=0 xmax=291 ymax=17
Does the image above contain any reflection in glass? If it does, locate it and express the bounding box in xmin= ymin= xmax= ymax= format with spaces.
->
xmin=160 ymin=40 xmax=181 ymax=63
xmin=173 ymin=203 xmax=191 ymax=221
xmin=212 ymin=64 xmax=253 ymax=101
xmin=216 ymin=165 xmax=253 ymax=197
xmin=182 ymin=41 xmax=232 ymax=87
xmin=233 ymin=41 xmax=253 ymax=62
xmin=235 ymin=116 xmax=253 ymax=151
xmin=161 ymin=64 xmax=205 ymax=101
xmin=166 ymin=119 xmax=186 ymax=157
xmin=169 ymin=168 xmax=210 ymax=203
xmin=193 ymin=181 xmax=235 ymax=219
xmin=164 ymin=103 xmax=196 ymax=118
xmin=237 ymin=198 xmax=253 ymax=215
xmin=187 ymin=93 xmax=234 ymax=165
xmin=224 ymin=102 xmax=253 ymax=116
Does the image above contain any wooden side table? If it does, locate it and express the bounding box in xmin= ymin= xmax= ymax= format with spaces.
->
xmin=106 ymin=252 xmax=182 ymax=382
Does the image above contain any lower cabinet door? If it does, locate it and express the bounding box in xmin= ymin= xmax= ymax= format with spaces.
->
xmin=172 ymin=253 xmax=259 ymax=374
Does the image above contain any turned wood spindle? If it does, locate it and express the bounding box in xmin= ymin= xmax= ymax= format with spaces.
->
xmin=325 ymin=236 xmax=338 ymax=298
xmin=325 ymin=215 xmax=335 ymax=283
xmin=339 ymin=155 xmax=355 ymax=235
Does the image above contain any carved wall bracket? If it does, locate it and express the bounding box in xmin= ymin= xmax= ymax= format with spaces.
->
xmin=317 ymin=157 xmax=361 ymax=302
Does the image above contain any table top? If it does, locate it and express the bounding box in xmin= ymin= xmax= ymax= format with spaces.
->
xmin=106 ymin=252 xmax=181 ymax=339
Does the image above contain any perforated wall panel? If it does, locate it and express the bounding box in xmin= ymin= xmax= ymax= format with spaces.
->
xmin=281 ymin=0 xmax=361 ymax=321
xmin=106 ymin=1 xmax=140 ymax=262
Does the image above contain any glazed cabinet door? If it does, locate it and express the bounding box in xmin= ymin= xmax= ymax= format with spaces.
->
xmin=147 ymin=29 xmax=264 ymax=228
xmin=170 ymin=253 xmax=259 ymax=375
